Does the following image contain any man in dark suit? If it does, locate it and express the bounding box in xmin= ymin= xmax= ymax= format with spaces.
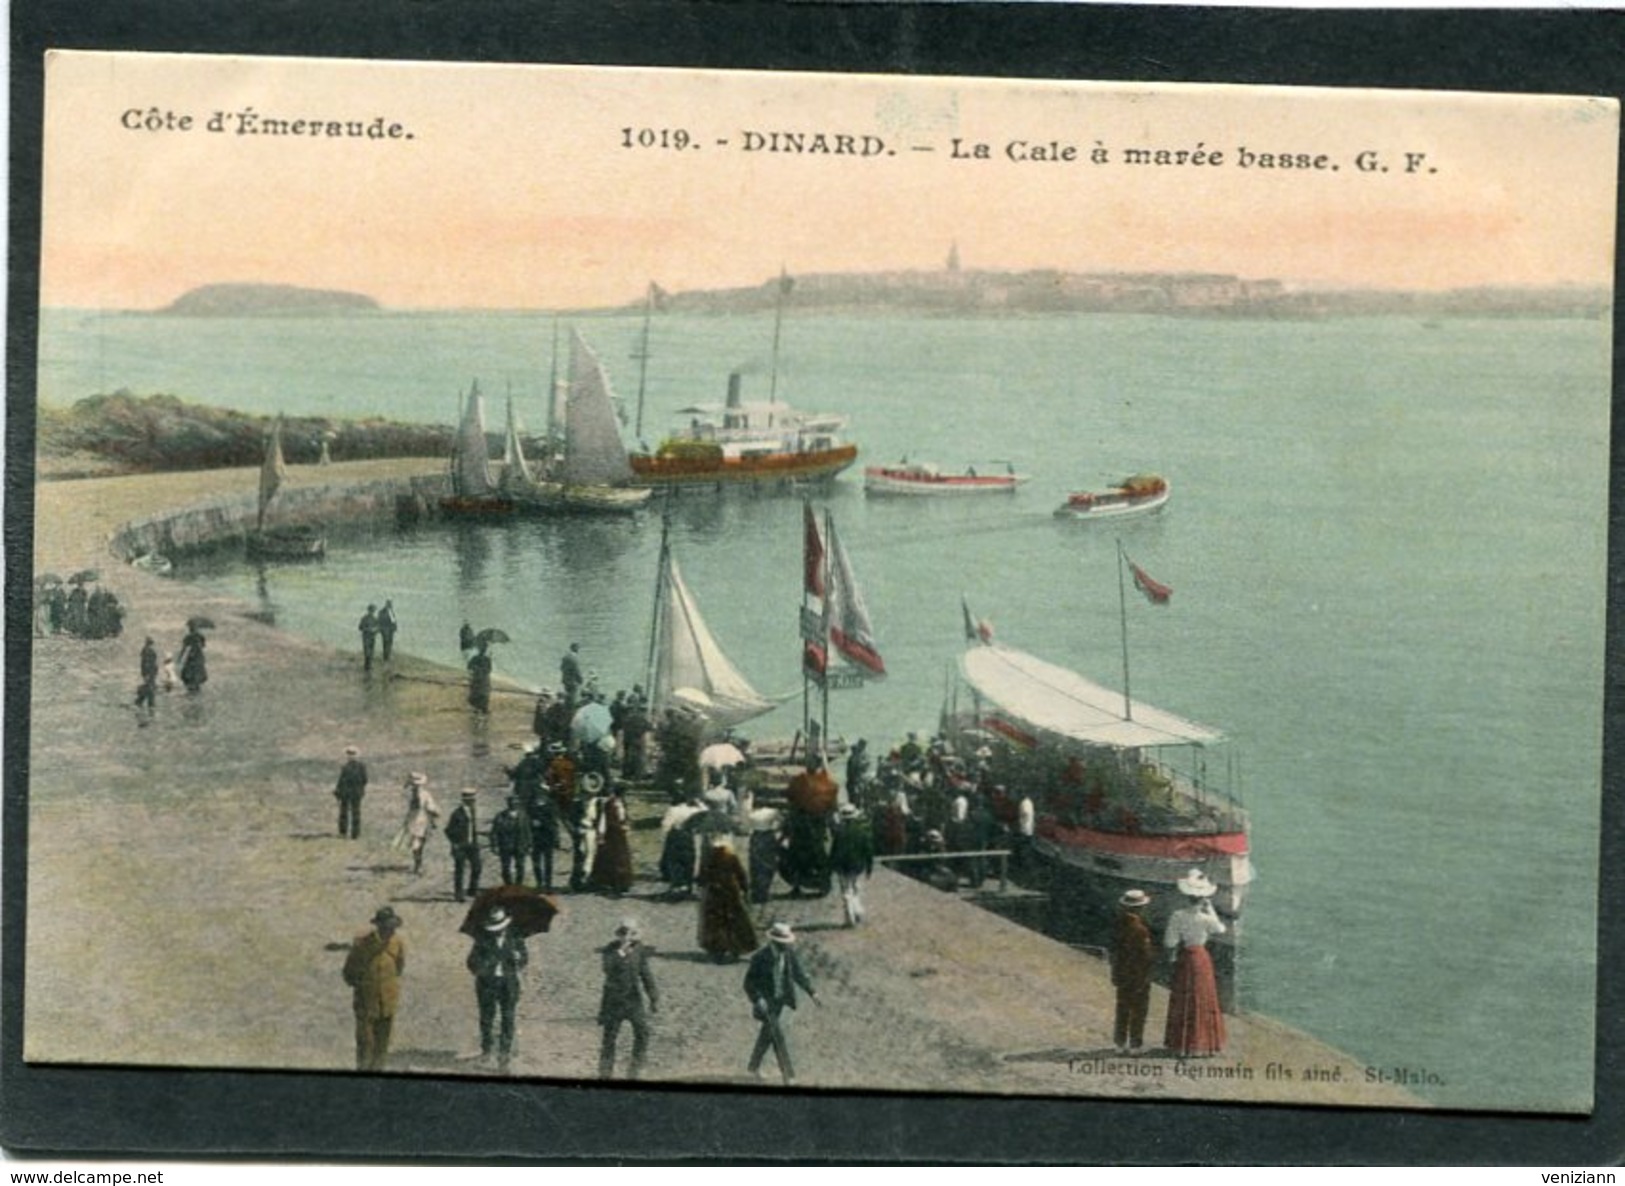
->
xmin=334 ymin=745 xmax=368 ymax=839
xmin=743 ymin=922 xmax=819 ymax=1085
xmin=597 ymin=918 xmax=659 ymax=1079
xmin=377 ymin=599 xmax=399 ymax=662
xmin=1111 ymin=888 xmax=1156 ymax=1055
xmin=358 ymin=604 xmax=379 ymax=672
xmin=445 ymin=789 xmax=484 ymax=901
xmin=465 ymin=906 xmax=527 ymax=1072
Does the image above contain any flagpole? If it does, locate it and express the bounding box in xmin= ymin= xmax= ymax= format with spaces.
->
xmin=801 ymin=498 xmax=812 ymax=749
xmin=1116 ymin=538 xmax=1134 ymax=721
xmin=769 ymin=267 xmax=788 ymax=408
xmin=645 ymin=514 xmax=670 ymax=707
xmin=821 ymin=507 xmax=833 ymax=766
xmin=633 ymin=282 xmax=653 ymax=442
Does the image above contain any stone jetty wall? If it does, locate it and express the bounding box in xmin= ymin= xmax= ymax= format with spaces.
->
xmin=107 ymin=472 xmax=453 ymax=560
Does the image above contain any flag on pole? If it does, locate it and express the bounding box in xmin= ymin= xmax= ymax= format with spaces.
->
xmin=803 ymin=502 xmax=825 ymax=597
xmin=1127 ymin=556 xmax=1172 ymax=605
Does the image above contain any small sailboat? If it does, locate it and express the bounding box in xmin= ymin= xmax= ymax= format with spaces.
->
xmin=499 ymin=392 xmax=535 ymax=493
xmin=522 ymin=330 xmax=651 ymax=514
xmin=245 ymin=418 xmax=326 ymax=560
xmin=441 ymin=381 xmax=516 ymax=516
xmin=646 ymin=520 xmax=775 ymax=729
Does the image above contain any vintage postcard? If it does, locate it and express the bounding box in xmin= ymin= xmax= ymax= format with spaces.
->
xmin=22 ymin=49 xmax=1615 ymax=1128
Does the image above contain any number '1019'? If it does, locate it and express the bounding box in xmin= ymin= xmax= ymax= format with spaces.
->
xmin=621 ymin=128 xmax=693 ymax=150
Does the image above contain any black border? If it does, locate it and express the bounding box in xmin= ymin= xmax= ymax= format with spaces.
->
xmin=6 ymin=1 xmax=1623 ymax=1165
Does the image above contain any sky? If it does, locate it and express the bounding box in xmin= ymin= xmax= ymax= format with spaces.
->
xmin=39 ymin=51 xmax=1620 ymax=311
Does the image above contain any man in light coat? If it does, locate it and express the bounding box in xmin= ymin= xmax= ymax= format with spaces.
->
xmin=342 ymin=905 xmax=405 ymax=1071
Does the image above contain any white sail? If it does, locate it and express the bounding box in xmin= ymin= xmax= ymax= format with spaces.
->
xmin=501 ymin=394 xmax=533 ymax=488
xmin=825 ymin=513 xmax=886 ymax=677
xmin=563 ymin=331 xmax=634 ymax=488
xmin=453 ymin=382 xmax=496 ymax=497
xmin=258 ymin=418 xmax=288 ymax=528
xmin=652 ymin=545 xmax=775 ymax=729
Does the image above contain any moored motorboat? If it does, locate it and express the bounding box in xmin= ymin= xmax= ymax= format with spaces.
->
xmin=864 ymin=460 xmax=1028 ymax=496
xmin=629 ymin=273 xmax=857 ymax=491
xmin=1053 ymin=473 xmax=1169 ymax=520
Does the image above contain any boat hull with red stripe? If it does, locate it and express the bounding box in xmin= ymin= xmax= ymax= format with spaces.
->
xmin=864 ymin=463 xmax=1029 ymax=496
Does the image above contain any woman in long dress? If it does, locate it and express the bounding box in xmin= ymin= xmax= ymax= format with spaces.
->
xmin=589 ymin=785 xmax=635 ymax=896
xmin=1162 ymin=868 xmax=1228 ymax=1057
xmin=696 ymin=836 xmax=757 ymax=962
xmin=177 ymin=627 xmax=208 ymax=693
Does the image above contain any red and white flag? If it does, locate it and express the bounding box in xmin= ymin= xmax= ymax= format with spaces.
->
xmin=1127 ymin=556 xmax=1172 ymax=605
xmin=962 ymin=595 xmax=994 ymax=644
xmin=803 ymin=502 xmax=825 ymax=597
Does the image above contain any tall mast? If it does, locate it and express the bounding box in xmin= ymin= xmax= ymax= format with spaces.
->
xmin=645 ymin=514 xmax=671 ymax=705
xmin=768 ymin=267 xmax=789 ymax=407
xmin=1116 ymin=537 xmax=1134 ymax=721
xmin=546 ymin=316 xmax=561 ymax=445
xmin=633 ymin=282 xmax=654 ymax=441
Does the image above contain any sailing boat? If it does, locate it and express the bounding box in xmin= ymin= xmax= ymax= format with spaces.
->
xmin=245 ymin=417 xmax=326 ymax=559
xmin=441 ymin=380 xmax=516 ymax=516
xmin=521 ymin=331 xmax=651 ymax=514
xmin=500 ymin=392 xmax=535 ymax=493
xmin=646 ymin=519 xmax=775 ymax=729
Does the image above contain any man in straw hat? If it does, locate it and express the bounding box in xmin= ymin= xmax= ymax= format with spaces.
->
xmin=597 ymin=918 xmax=660 ymax=1080
xmin=445 ymin=789 xmax=484 ymax=902
xmin=743 ymin=921 xmax=819 ymax=1085
xmin=334 ymin=744 xmax=368 ymax=840
xmin=465 ymin=905 xmax=528 ymax=1072
xmin=829 ymin=802 xmax=875 ymax=927
xmin=342 ymin=905 xmax=405 ymax=1072
xmin=1111 ymin=888 xmax=1156 ymax=1055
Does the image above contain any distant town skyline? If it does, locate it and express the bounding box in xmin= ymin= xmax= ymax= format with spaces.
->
xmin=40 ymin=53 xmax=1619 ymax=311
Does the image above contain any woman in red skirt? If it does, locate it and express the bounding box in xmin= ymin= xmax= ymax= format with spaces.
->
xmin=1162 ymin=869 xmax=1228 ymax=1057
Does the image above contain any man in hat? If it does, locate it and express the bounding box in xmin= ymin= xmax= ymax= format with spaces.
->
xmin=135 ymin=637 xmax=159 ymax=715
xmin=465 ymin=905 xmax=528 ymax=1072
xmin=597 ymin=918 xmax=659 ymax=1080
xmin=342 ymin=905 xmax=405 ymax=1072
xmin=828 ymin=802 xmax=875 ymax=926
xmin=569 ymin=773 xmax=603 ymax=893
xmin=527 ymin=784 xmax=560 ymax=891
xmin=743 ymin=922 xmax=819 ymax=1085
xmin=490 ymin=794 xmax=533 ymax=886
xmin=1111 ymin=889 xmax=1156 ymax=1055
xmin=334 ymin=744 xmax=369 ymax=839
xmin=560 ymin=642 xmax=584 ymax=705
xmin=467 ymin=641 xmax=493 ymax=714
xmin=445 ymin=789 xmax=484 ymax=902
xmin=377 ymin=598 xmax=399 ymax=663
xmin=358 ymin=604 xmax=379 ymax=673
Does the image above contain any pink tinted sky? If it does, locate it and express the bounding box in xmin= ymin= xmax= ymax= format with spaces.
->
xmin=40 ymin=52 xmax=1620 ymax=310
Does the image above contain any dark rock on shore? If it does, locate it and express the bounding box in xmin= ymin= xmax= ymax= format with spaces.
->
xmin=38 ymin=392 xmax=454 ymax=477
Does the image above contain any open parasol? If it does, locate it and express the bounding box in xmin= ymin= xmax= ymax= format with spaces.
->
xmin=699 ymin=742 xmax=746 ymax=771
xmin=570 ymin=700 xmax=613 ymax=747
xmin=458 ymin=884 xmax=561 ymax=938
xmin=68 ymin=569 xmax=100 ymax=585
xmin=475 ymin=627 xmax=511 ymax=647
xmin=187 ymin=616 xmax=217 ymax=631
xmin=35 ymin=572 xmax=63 ymax=589
xmin=786 ymin=766 xmax=838 ymax=815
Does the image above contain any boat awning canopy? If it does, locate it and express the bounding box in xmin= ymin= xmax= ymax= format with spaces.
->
xmin=960 ymin=643 xmax=1223 ymax=750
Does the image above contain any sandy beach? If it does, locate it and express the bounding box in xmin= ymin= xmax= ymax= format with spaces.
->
xmin=23 ymin=460 xmax=1419 ymax=1106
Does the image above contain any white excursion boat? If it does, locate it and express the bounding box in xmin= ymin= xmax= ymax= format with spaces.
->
xmin=863 ymin=460 xmax=1029 ymax=496
xmin=1053 ymin=473 xmax=1170 ymax=520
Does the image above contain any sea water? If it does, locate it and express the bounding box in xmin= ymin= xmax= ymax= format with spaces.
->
xmin=37 ymin=307 xmax=1610 ymax=1111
